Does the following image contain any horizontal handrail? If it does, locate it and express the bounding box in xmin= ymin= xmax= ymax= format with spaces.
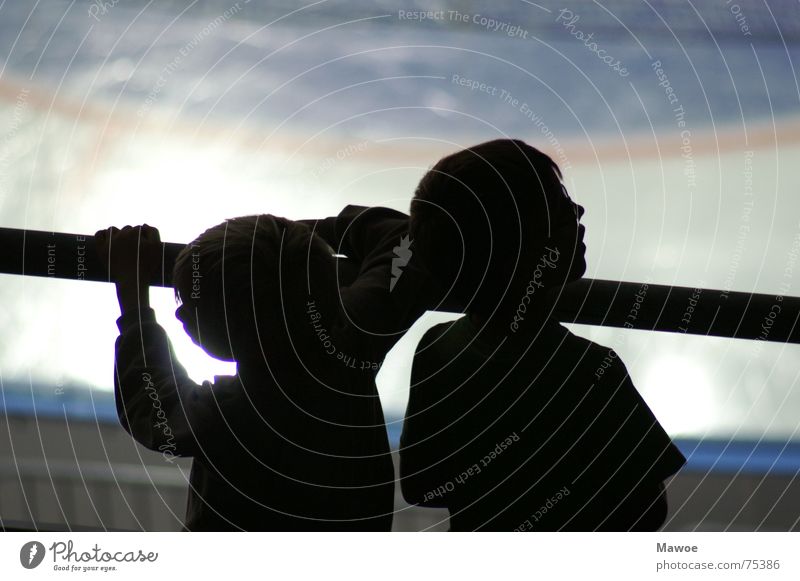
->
xmin=1 ymin=520 xmax=129 ymax=532
xmin=0 ymin=459 xmax=187 ymax=487
xmin=1 ymin=226 xmax=797 ymax=343
xmin=0 ymin=226 xmax=182 ymax=287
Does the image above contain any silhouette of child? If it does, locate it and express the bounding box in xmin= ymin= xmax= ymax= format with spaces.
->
xmin=96 ymin=211 xmax=422 ymax=531
xmin=399 ymin=139 xmax=686 ymax=531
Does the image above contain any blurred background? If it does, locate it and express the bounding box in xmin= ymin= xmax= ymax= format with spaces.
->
xmin=1 ymin=0 xmax=799 ymax=531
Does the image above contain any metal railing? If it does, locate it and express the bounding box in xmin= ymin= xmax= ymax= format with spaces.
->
xmin=1 ymin=226 xmax=797 ymax=344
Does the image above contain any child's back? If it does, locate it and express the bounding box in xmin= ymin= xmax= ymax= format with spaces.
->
xmin=135 ymin=342 xmax=395 ymax=531
xmin=400 ymin=316 xmax=685 ymax=531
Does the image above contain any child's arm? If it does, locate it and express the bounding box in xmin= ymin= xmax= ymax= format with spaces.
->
xmin=96 ymin=226 xmax=251 ymax=460
xmin=114 ymin=313 xmax=216 ymax=457
xmin=299 ymin=205 xmax=405 ymax=263
xmin=299 ymin=206 xmax=409 ymax=290
xmin=304 ymin=206 xmax=444 ymax=359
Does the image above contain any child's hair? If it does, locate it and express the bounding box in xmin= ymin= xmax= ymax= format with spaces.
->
xmin=172 ymin=215 xmax=337 ymax=360
xmin=410 ymin=138 xmax=576 ymax=317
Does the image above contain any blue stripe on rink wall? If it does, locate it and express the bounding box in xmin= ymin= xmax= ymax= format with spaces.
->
xmin=673 ymin=439 xmax=800 ymax=476
xmin=4 ymin=385 xmax=800 ymax=476
xmin=384 ymin=422 xmax=800 ymax=476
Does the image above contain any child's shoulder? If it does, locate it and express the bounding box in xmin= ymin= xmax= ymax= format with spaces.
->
xmin=417 ymin=319 xmax=455 ymax=348
xmin=556 ymin=325 xmax=631 ymax=377
xmin=414 ymin=316 xmax=480 ymax=362
xmin=413 ymin=319 xmax=461 ymax=369
xmin=415 ymin=316 xmax=631 ymax=377
xmin=559 ymin=325 xmax=621 ymax=357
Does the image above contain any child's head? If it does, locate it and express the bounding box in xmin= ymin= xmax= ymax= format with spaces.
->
xmin=410 ymin=139 xmax=585 ymax=318
xmin=172 ymin=215 xmax=337 ymax=362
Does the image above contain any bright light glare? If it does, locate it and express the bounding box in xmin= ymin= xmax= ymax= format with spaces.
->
xmin=641 ymin=354 xmax=716 ymax=437
xmin=150 ymin=288 xmax=236 ymax=385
